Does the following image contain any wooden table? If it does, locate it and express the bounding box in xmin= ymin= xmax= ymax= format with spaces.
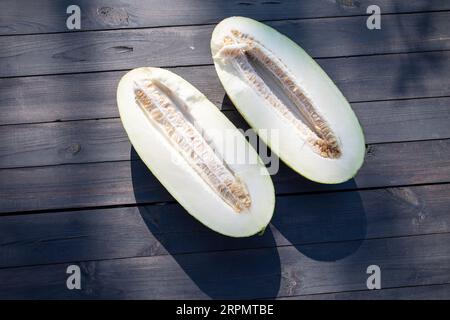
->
xmin=0 ymin=0 xmax=449 ymax=299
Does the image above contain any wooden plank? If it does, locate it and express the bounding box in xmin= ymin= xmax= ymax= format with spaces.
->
xmin=1 ymin=0 xmax=449 ymax=35
xmin=281 ymin=283 xmax=450 ymax=299
xmin=1 ymin=96 xmax=450 ymax=168
xmin=354 ymin=98 xmax=450 ymax=143
xmin=1 ymin=51 xmax=450 ymax=126
xmin=0 ymin=233 xmax=449 ymax=299
xmin=0 ymin=184 xmax=448 ymax=269
xmin=0 ymin=139 xmax=449 ymax=213
xmin=0 ymin=119 xmax=132 ymax=169
xmin=2 ymin=12 xmax=450 ymax=77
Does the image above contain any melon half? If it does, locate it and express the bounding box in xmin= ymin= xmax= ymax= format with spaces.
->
xmin=117 ymin=67 xmax=275 ymax=237
xmin=211 ymin=17 xmax=365 ymax=184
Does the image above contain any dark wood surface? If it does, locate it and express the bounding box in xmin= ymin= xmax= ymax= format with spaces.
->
xmin=0 ymin=0 xmax=449 ymax=299
xmin=2 ymin=0 xmax=449 ymax=35
xmin=2 ymin=11 xmax=450 ymax=77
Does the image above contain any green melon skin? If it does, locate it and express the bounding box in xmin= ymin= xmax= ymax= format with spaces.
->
xmin=211 ymin=17 xmax=366 ymax=184
xmin=117 ymin=67 xmax=275 ymax=237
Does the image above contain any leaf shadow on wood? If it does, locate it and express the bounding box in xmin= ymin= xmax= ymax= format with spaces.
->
xmin=130 ymin=148 xmax=282 ymax=299
xmin=390 ymin=4 xmax=447 ymax=98
xmin=221 ymin=94 xmax=367 ymax=262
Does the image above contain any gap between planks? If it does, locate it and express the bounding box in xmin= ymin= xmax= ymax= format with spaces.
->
xmin=1 ymin=0 xmax=450 ymax=36
xmin=1 ymin=51 xmax=450 ymax=127
xmin=2 ymin=11 xmax=450 ymax=77
xmin=0 ymin=102 xmax=449 ymax=170
xmin=275 ymin=282 xmax=450 ymax=300
xmin=1 ymin=232 xmax=450 ymax=299
xmin=0 ymin=180 xmax=448 ymax=217
xmin=0 ymin=138 xmax=449 ymax=213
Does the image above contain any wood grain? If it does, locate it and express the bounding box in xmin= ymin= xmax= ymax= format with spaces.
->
xmin=1 ymin=2 xmax=449 ymax=300
xmin=2 ymin=12 xmax=450 ymax=77
xmin=0 ymin=232 xmax=449 ymax=299
xmin=1 ymin=0 xmax=449 ymax=35
xmin=0 ymin=139 xmax=449 ymax=213
xmin=1 ymin=51 xmax=450 ymax=126
xmin=280 ymin=283 xmax=450 ymax=300
xmin=0 ymin=184 xmax=448 ymax=269
xmin=1 ymin=96 xmax=450 ymax=169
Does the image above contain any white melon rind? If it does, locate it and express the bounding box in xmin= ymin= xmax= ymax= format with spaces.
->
xmin=117 ymin=67 xmax=275 ymax=237
xmin=211 ymin=17 xmax=366 ymax=184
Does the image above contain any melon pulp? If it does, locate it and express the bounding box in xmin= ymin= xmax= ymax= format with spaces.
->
xmin=211 ymin=17 xmax=366 ymax=184
xmin=117 ymin=67 xmax=275 ymax=237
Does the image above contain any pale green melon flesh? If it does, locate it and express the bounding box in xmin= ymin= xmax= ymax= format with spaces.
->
xmin=117 ymin=67 xmax=275 ymax=237
xmin=211 ymin=17 xmax=366 ymax=184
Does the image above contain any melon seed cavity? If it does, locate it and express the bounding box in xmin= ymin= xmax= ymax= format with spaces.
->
xmin=215 ymin=30 xmax=341 ymax=159
xmin=134 ymin=80 xmax=252 ymax=212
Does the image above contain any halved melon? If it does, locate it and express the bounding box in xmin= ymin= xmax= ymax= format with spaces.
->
xmin=117 ymin=67 xmax=275 ymax=237
xmin=211 ymin=17 xmax=365 ymax=184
